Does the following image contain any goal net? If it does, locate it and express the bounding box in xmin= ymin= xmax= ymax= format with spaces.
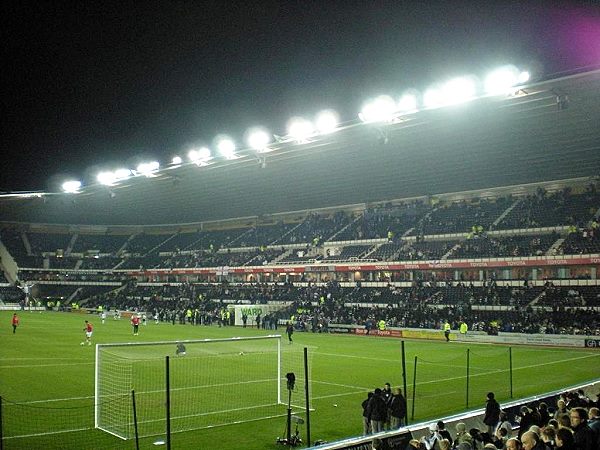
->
xmin=95 ymin=335 xmax=309 ymax=440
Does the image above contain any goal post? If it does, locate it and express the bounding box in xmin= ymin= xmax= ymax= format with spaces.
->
xmin=95 ymin=335 xmax=309 ymax=440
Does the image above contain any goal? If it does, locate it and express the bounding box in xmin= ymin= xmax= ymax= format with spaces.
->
xmin=95 ymin=335 xmax=309 ymax=439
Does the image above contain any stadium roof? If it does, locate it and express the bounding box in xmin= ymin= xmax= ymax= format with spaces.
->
xmin=1 ymin=70 xmax=600 ymax=226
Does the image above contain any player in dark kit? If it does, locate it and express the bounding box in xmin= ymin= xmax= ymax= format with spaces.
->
xmin=286 ymin=322 xmax=294 ymax=343
xmin=176 ymin=343 xmax=186 ymax=356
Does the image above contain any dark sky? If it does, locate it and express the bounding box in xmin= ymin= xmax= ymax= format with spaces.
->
xmin=2 ymin=0 xmax=600 ymax=192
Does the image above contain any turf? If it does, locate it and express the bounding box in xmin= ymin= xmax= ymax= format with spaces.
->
xmin=1 ymin=310 xmax=599 ymax=450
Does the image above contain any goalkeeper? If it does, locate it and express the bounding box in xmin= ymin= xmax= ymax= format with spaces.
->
xmin=176 ymin=343 xmax=186 ymax=356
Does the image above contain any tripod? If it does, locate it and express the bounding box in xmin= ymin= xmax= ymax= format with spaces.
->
xmin=277 ymin=373 xmax=302 ymax=447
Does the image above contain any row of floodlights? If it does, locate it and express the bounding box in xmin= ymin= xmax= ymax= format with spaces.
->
xmin=61 ymin=65 xmax=529 ymax=193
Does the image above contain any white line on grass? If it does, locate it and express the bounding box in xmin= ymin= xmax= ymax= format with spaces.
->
xmin=10 ymin=353 xmax=598 ymax=409
xmin=0 ymin=362 xmax=94 ymax=369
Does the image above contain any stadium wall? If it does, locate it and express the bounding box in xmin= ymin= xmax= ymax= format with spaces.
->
xmin=327 ymin=324 xmax=600 ymax=348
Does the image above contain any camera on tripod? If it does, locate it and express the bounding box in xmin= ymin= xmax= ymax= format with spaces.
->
xmin=286 ymin=372 xmax=296 ymax=391
xmin=276 ymin=415 xmax=303 ymax=446
xmin=276 ymin=372 xmax=303 ymax=446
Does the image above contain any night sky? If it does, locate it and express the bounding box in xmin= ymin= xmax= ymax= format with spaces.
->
xmin=3 ymin=0 xmax=600 ymax=192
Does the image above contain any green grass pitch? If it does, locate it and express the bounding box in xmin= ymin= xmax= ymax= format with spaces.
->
xmin=1 ymin=310 xmax=599 ymax=449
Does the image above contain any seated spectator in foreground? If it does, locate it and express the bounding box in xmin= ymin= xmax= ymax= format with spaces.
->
xmin=554 ymin=427 xmax=575 ymax=450
xmin=495 ymin=411 xmax=512 ymax=436
xmin=568 ymin=407 xmax=596 ymax=450
xmin=420 ymin=424 xmax=442 ymax=450
xmin=437 ymin=421 xmax=453 ymax=446
xmin=554 ymin=400 xmax=568 ymax=419
xmin=455 ymin=423 xmax=474 ymax=448
xmin=408 ymin=438 xmax=427 ymax=450
xmin=556 ymin=413 xmax=571 ymax=430
xmin=521 ymin=430 xmax=548 ymax=450
xmin=492 ymin=427 xmax=509 ymax=449
xmin=439 ymin=438 xmax=451 ymax=450
xmin=540 ymin=426 xmax=556 ymax=449
xmin=587 ymin=407 xmax=600 ymax=433
xmin=506 ymin=437 xmax=523 ymax=450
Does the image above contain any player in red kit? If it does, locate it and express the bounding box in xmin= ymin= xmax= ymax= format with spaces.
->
xmin=81 ymin=320 xmax=93 ymax=346
xmin=12 ymin=313 xmax=19 ymax=334
xmin=131 ymin=315 xmax=140 ymax=335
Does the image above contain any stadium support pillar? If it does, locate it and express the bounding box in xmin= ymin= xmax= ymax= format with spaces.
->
xmin=466 ymin=349 xmax=470 ymax=409
xmin=0 ymin=395 xmax=3 ymax=450
xmin=401 ymin=341 xmax=408 ymax=425
xmin=165 ymin=356 xmax=171 ymax=450
xmin=304 ymin=347 xmax=311 ymax=447
xmin=411 ymin=356 xmax=417 ymax=421
xmin=509 ymin=347 xmax=514 ymax=399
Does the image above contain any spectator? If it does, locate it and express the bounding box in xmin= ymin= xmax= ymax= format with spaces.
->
xmin=521 ymin=430 xmax=547 ymax=450
xmin=367 ymin=388 xmax=387 ymax=434
xmin=456 ymin=423 xmax=474 ymax=448
xmin=555 ymin=427 xmax=576 ymax=450
xmin=437 ymin=421 xmax=453 ymax=446
xmin=506 ymin=437 xmax=523 ymax=450
xmin=362 ymin=392 xmax=373 ymax=435
xmin=420 ymin=424 xmax=442 ymax=450
xmin=540 ymin=426 xmax=556 ymax=449
xmin=568 ymin=407 xmax=596 ymax=450
xmin=587 ymin=407 xmax=600 ymax=434
xmin=389 ymin=387 xmax=407 ymax=429
xmin=484 ymin=392 xmax=501 ymax=435
xmin=495 ymin=411 xmax=512 ymax=436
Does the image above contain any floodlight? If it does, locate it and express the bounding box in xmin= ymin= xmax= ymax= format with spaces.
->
xmin=442 ymin=76 xmax=476 ymax=105
xmin=136 ymin=161 xmax=159 ymax=177
xmin=518 ymin=70 xmax=530 ymax=84
xmin=246 ymin=128 xmax=271 ymax=152
xmin=171 ymin=156 xmax=182 ymax=165
xmin=114 ymin=168 xmax=132 ymax=181
xmin=315 ymin=110 xmax=339 ymax=134
xmin=397 ymin=93 xmax=418 ymax=113
xmin=216 ymin=137 xmax=237 ymax=159
xmin=423 ymin=88 xmax=444 ymax=109
xmin=484 ymin=65 xmax=521 ymax=95
xmin=62 ymin=180 xmax=81 ymax=193
xmin=358 ymin=95 xmax=397 ymax=123
xmin=188 ymin=147 xmax=212 ymax=165
xmin=97 ymin=171 xmax=116 ymax=186
xmin=287 ymin=117 xmax=314 ymax=142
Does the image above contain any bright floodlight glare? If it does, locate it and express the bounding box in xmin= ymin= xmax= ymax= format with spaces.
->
xmin=423 ymin=88 xmax=444 ymax=109
xmin=518 ymin=70 xmax=530 ymax=84
xmin=188 ymin=149 xmax=200 ymax=162
xmin=359 ymin=95 xmax=397 ymax=123
xmin=197 ymin=147 xmax=211 ymax=160
xmin=216 ymin=138 xmax=236 ymax=159
xmin=315 ymin=110 xmax=339 ymax=134
xmin=287 ymin=117 xmax=314 ymax=142
xmin=136 ymin=161 xmax=159 ymax=176
xmin=97 ymin=171 xmax=116 ymax=186
xmin=171 ymin=156 xmax=182 ymax=165
xmin=442 ymin=76 xmax=476 ymax=105
xmin=188 ymin=147 xmax=212 ymax=164
xmin=484 ymin=65 xmax=521 ymax=95
xmin=62 ymin=180 xmax=81 ymax=193
xmin=397 ymin=93 xmax=418 ymax=113
xmin=114 ymin=168 xmax=132 ymax=180
xmin=247 ymin=128 xmax=271 ymax=151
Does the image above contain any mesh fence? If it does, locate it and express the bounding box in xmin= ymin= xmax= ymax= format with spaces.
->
xmin=1 ymin=396 xmax=134 ymax=450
